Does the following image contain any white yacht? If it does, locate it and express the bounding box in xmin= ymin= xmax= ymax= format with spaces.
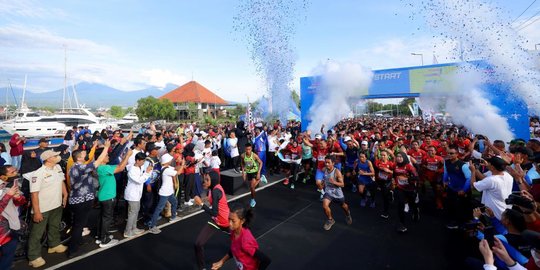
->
xmin=1 ymin=107 xmax=109 ymax=138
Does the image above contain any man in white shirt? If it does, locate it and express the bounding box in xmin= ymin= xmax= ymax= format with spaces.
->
xmin=148 ymin=154 xmax=184 ymax=234
xmin=471 ymin=156 xmax=513 ymax=220
xmin=126 ymin=137 xmax=146 ymax=171
xmin=228 ymin=132 xmax=240 ymax=173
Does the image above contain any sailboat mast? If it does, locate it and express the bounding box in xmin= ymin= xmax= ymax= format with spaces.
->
xmin=63 ymin=46 xmax=67 ymax=112
xmin=21 ymin=75 xmax=27 ymax=110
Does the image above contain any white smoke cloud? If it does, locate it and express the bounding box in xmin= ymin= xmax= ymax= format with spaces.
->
xmin=419 ymin=66 xmax=514 ymax=142
xmin=307 ymin=60 xmax=373 ymax=132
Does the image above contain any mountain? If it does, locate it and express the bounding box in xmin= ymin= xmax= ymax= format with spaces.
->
xmin=3 ymin=82 xmax=179 ymax=108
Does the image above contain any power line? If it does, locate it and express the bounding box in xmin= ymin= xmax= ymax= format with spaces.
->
xmin=513 ymin=0 xmax=538 ymax=23
xmin=515 ymin=8 xmax=540 ymax=29
xmin=517 ymin=14 xmax=540 ymax=31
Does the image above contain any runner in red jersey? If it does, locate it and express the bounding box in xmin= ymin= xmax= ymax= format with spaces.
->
xmin=420 ymin=134 xmax=440 ymax=152
xmin=393 ymin=151 xmax=419 ymax=233
xmin=313 ymin=140 xmax=329 ymax=200
xmin=437 ymin=140 xmax=450 ymax=160
xmin=408 ymin=141 xmax=427 ymax=167
xmin=454 ymin=134 xmax=471 ymax=160
xmin=375 ymin=150 xmax=395 ymax=219
xmin=421 ymin=146 xmax=445 ymax=209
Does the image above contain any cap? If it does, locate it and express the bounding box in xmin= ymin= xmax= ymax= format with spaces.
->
xmin=343 ymin=136 xmax=352 ymax=142
xmin=145 ymin=142 xmax=160 ymax=152
xmin=530 ymin=138 xmax=540 ymax=144
xmin=361 ymin=141 xmax=368 ymax=145
xmin=40 ymin=150 xmax=60 ymax=161
xmin=160 ymin=153 xmax=174 ymax=164
xmin=39 ymin=138 xmax=50 ymax=143
xmin=315 ymin=134 xmax=322 ymax=140
xmin=509 ymin=138 xmax=527 ymax=145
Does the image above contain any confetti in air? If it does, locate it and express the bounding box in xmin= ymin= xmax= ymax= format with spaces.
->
xmin=234 ymin=0 xmax=309 ymax=121
xmin=405 ymin=0 xmax=540 ymax=115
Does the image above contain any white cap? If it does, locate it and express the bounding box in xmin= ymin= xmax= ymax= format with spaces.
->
xmin=361 ymin=141 xmax=368 ymax=145
xmin=315 ymin=134 xmax=322 ymax=139
xmin=160 ymin=153 xmax=174 ymax=164
xmin=343 ymin=136 xmax=352 ymax=142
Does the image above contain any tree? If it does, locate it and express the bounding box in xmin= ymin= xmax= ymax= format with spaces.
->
xmin=187 ymin=102 xmax=198 ymax=120
xmin=135 ymin=96 xmax=176 ymax=121
xmin=110 ymin=105 xmax=125 ymax=119
xmin=291 ymin=89 xmax=300 ymax=109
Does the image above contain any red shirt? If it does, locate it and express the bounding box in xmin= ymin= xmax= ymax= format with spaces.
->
xmin=375 ymin=160 xmax=394 ymax=181
xmin=231 ymin=227 xmax=259 ymax=270
xmin=455 ymin=139 xmax=471 ymax=158
xmin=313 ymin=148 xmax=328 ymax=170
xmin=420 ymin=140 xmax=440 ymax=152
xmin=394 ymin=163 xmax=417 ymax=190
xmin=422 ymin=155 xmax=444 ymax=180
xmin=184 ymin=156 xmax=196 ymax=175
xmin=286 ymin=144 xmax=302 ymax=160
xmin=408 ymin=149 xmax=427 ymax=165
xmin=208 ymin=185 xmax=230 ymax=228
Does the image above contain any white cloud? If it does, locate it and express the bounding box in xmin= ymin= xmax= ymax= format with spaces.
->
xmin=0 ymin=24 xmax=113 ymax=53
xmin=140 ymin=69 xmax=189 ymax=89
xmin=0 ymin=0 xmax=67 ymax=19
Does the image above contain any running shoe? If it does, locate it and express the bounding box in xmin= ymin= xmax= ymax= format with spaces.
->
xmin=302 ymin=177 xmax=307 ymax=184
xmin=446 ymin=223 xmax=459 ymax=230
xmin=404 ymin=203 xmax=410 ymax=213
xmin=346 ymin=214 xmax=353 ymax=225
xmin=290 ymin=183 xmax=295 ymax=189
xmin=261 ymin=175 xmax=268 ymax=184
xmin=148 ymin=227 xmax=161 ymax=234
xmin=133 ymin=228 xmax=145 ymax=235
xmin=283 ymin=179 xmax=289 ymax=185
xmin=123 ymin=231 xmax=133 ymax=238
xmin=250 ymin=199 xmax=257 ymax=208
xmin=184 ymin=200 xmax=194 ymax=206
xmin=319 ymin=193 xmax=324 ymax=201
xmin=397 ymin=224 xmax=408 ymax=233
xmin=99 ymin=238 xmax=119 ymax=248
xmin=169 ymin=216 xmax=177 ymax=223
xmin=360 ymin=199 xmax=366 ymax=207
xmin=380 ymin=213 xmax=390 ymax=219
xmin=323 ymin=219 xmax=336 ymax=231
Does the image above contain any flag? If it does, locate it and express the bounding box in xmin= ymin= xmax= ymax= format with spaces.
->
xmin=246 ymin=98 xmax=254 ymax=133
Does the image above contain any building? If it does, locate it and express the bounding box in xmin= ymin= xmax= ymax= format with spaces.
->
xmin=160 ymin=81 xmax=228 ymax=119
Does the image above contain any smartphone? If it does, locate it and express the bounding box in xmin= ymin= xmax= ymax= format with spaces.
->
xmin=484 ymin=226 xmax=495 ymax=247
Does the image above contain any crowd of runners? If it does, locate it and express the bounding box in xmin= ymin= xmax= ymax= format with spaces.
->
xmin=1 ymin=116 xmax=540 ymax=270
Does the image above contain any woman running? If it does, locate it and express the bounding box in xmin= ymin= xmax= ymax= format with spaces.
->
xmin=194 ymin=170 xmax=230 ymax=270
xmin=211 ymin=203 xmax=271 ymax=270
xmin=393 ymin=151 xmax=419 ymax=233
xmin=357 ymin=152 xmax=376 ymax=207
xmin=374 ymin=150 xmax=395 ymax=219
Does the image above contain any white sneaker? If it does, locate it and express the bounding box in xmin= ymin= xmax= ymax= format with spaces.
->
xmin=404 ymin=203 xmax=410 ymax=213
xmin=261 ymin=175 xmax=268 ymax=184
xmin=184 ymin=200 xmax=194 ymax=206
xmin=99 ymin=238 xmax=119 ymax=248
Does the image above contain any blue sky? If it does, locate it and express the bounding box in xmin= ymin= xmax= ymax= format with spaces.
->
xmin=0 ymin=0 xmax=538 ymax=102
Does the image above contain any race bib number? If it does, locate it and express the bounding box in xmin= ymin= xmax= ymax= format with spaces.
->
xmin=427 ymin=164 xmax=438 ymax=171
xmin=317 ymin=155 xmax=325 ymax=161
xmin=378 ymin=171 xmax=389 ymax=180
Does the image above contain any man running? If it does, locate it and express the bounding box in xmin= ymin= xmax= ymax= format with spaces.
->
xmin=241 ymin=143 xmax=263 ymax=208
xmin=322 ymin=155 xmax=352 ymax=231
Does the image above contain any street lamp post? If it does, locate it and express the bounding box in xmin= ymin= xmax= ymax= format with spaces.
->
xmin=411 ymin=53 xmax=424 ymax=66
